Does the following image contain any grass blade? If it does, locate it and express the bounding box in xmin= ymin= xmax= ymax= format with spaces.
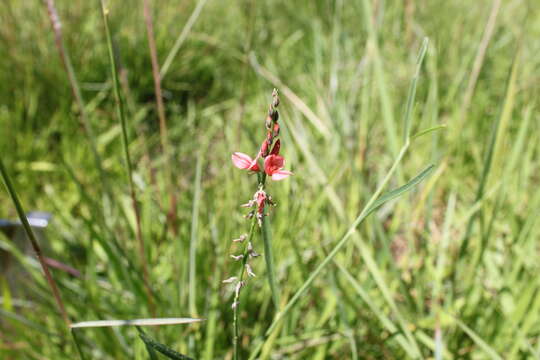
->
xmin=71 ymin=329 xmax=88 ymax=360
xmin=138 ymin=327 xmax=194 ymax=360
xmin=458 ymin=47 xmax=519 ymax=258
xmin=160 ymin=0 xmax=209 ymax=78
xmin=365 ymin=164 xmax=435 ymax=216
xmin=99 ymin=0 xmax=153 ymax=312
xmin=403 ymin=37 xmax=429 ymax=142
xmin=42 ymin=0 xmax=110 ymax=198
xmin=411 ymin=125 xmax=447 ymax=141
xmin=360 ymin=0 xmax=398 ymax=157
xmin=70 ymin=317 xmax=203 ymax=328
xmin=336 ymin=262 xmax=418 ymax=358
xmin=142 ymin=0 xmax=176 ymax=232
xmin=189 ymin=153 xmax=203 ymax=317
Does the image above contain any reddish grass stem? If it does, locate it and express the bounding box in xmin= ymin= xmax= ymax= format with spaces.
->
xmin=0 ymin=159 xmax=70 ymax=327
xmin=142 ymin=0 xmax=178 ymax=234
xmin=42 ymin=0 xmax=108 ymax=194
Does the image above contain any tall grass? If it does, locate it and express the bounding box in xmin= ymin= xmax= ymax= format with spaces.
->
xmin=1 ymin=0 xmax=539 ymax=359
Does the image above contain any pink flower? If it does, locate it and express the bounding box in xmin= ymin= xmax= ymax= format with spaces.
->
xmin=264 ymin=154 xmax=293 ymax=181
xmin=232 ymin=152 xmax=260 ymax=172
xmin=256 ymin=190 xmax=267 ymax=214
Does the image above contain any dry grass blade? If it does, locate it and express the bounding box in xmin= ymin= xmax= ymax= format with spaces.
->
xmin=70 ymin=317 xmax=203 ymax=328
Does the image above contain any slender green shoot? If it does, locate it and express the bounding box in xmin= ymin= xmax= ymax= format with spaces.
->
xmin=99 ymin=0 xmax=153 ymax=312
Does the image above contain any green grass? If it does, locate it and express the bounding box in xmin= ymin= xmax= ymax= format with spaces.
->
xmin=1 ymin=0 xmax=540 ymax=359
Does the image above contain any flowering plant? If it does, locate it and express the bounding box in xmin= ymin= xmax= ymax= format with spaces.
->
xmin=225 ymin=89 xmax=291 ymax=359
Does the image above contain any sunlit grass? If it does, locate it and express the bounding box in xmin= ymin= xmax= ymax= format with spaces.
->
xmin=1 ymin=0 xmax=539 ymax=358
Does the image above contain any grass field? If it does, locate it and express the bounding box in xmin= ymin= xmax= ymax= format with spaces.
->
xmin=1 ymin=0 xmax=540 ymax=359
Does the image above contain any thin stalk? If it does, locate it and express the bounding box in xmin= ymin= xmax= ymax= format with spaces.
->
xmin=42 ymin=0 xmax=109 ymax=196
xmin=0 ymin=158 xmax=70 ymax=327
xmin=233 ymin=217 xmax=258 ymax=360
xmin=99 ymin=0 xmax=153 ymax=313
xmin=261 ymin=215 xmax=280 ymax=308
xmin=142 ymin=0 xmax=177 ymax=233
xmin=71 ymin=329 xmax=87 ymax=360
xmin=188 ymin=154 xmax=203 ymax=316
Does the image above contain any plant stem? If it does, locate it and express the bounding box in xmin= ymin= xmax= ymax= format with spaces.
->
xmin=261 ymin=214 xmax=280 ymax=308
xmin=42 ymin=0 xmax=109 ymax=198
xmin=142 ymin=0 xmax=178 ymax=234
xmin=0 ymin=158 xmax=70 ymax=327
xmin=233 ymin=217 xmax=257 ymax=360
xmin=99 ymin=0 xmax=154 ymax=314
xmin=71 ymin=329 xmax=87 ymax=360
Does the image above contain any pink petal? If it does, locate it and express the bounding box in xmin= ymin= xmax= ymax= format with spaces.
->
xmin=248 ymin=153 xmax=261 ymax=171
xmin=271 ymin=170 xmax=293 ymax=181
xmin=232 ymin=152 xmax=253 ymax=169
xmin=264 ymin=155 xmax=284 ymax=175
xmin=248 ymin=161 xmax=260 ymax=172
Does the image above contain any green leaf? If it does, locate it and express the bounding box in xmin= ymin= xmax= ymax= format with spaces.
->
xmin=365 ymin=164 xmax=435 ymax=217
xmin=411 ymin=125 xmax=447 ymax=141
xmin=137 ymin=328 xmax=194 ymax=360
xmin=136 ymin=327 xmax=159 ymax=360
xmin=403 ymin=37 xmax=429 ymax=142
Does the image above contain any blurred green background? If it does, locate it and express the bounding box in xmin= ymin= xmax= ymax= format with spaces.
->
xmin=1 ymin=0 xmax=539 ymax=358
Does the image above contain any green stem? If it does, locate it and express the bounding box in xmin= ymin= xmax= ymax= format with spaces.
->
xmin=233 ymin=217 xmax=258 ymax=360
xmin=71 ymin=329 xmax=87 ymax=360
xmin=261 ymin=214 xmax=280 ymax=308
xmin=99 ymin=0 xmax=153 ymax=313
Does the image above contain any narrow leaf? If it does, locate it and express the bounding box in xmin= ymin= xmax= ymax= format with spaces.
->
xmin=138 ymin=330 xmax=194 ymax=360
xmin=136 ymin=327 xmax=159 ymax=360
xmin=403 ymin=37 xmax=429 ymax=141
xmin=411 ymin=125 xmax=447 ymax=141
xmin=70 ymin=317 xmax=203 ymax=328
xmin=365 ymin=164 xmax=435 ymax=216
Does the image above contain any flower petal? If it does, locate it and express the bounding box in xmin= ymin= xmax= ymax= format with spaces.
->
xmin=271 ymin=170 xmax=293 ymax=181
xmin=264 ymin=155 xmax=284 ymax=175
xmin=232 ymin=152 xmax=254 ymax=169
